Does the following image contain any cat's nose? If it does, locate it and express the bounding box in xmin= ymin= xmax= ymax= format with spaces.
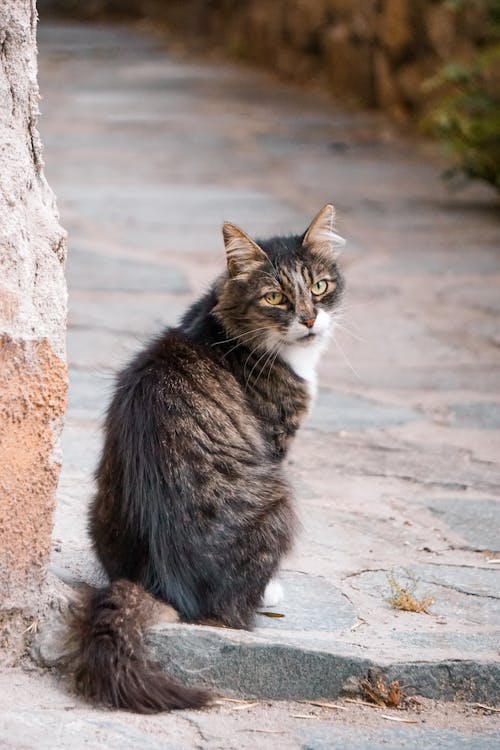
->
xmin=301 ymin=317 xmax=316 ymax=329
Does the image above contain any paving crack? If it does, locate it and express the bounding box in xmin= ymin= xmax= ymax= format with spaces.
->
xmin=421 ymin=579 xmax=500 ymax=601
xmin=179 ymin=714 xmax=209 ymax=750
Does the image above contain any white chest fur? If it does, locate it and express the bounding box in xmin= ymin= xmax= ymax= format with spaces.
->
xmin=279 ymin=309 xmax=332 ymax=398
xmin=280 ymin=335 xmax=327 ymax=398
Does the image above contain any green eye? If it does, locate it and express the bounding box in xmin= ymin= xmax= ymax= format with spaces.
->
xmin=311 ymin=279 xmax=328 ymax=296
xmin=265 ymin=291 xmax=286 ymax=305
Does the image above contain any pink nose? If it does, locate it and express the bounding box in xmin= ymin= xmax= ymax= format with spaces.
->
xmin=302 ymin=318 xmax=315 ymax=329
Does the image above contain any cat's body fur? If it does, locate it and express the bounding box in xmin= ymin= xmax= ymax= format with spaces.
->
xmin=68 ymin=205 xmax=345 ymax=713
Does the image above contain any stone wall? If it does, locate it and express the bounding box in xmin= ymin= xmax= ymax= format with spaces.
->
xmin=38 ymin=0 xmax=494 ymax=121
xmin=0 ymin=0 xmax=67 ymax=662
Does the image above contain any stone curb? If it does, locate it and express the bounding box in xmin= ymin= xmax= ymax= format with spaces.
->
xmin=32 ymin=600 xmax=500 ymax=705
xmin=146 ymin=625 xmax=500 ymax=705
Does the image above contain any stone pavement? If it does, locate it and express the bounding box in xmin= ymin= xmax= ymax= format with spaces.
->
xmin=2 ymin=669 xmax=499 ymax=750
xmin=32 ymin=18 xmax=500 ymax=724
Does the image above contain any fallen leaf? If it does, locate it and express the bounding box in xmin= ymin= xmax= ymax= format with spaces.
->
xmin=257 ymin=611 xmax=285 ymax=618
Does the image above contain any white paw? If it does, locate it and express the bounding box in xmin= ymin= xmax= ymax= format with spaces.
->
xmin=262 ymin=580 xmax=284 ymax=608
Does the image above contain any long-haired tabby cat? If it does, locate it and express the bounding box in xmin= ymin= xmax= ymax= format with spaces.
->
xmin=67 ymin=204 xmax=345 ymax=713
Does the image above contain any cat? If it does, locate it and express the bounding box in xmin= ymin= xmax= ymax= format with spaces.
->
xmin=67 ymin=204 xmax=345 ymax=713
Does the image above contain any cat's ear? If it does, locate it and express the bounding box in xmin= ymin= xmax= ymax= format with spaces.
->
xmin=222 ymin=222 xmax=269 ymax=278
xmin=302 ymin=204 xmax=345 ymax=258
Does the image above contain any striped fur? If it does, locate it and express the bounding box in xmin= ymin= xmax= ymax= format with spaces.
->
xmin=69 ymin=205 xmax=345 ymax=712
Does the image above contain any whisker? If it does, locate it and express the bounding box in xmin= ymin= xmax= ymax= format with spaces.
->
xmin=254 ymin=343 xmax=280 ymax=389
xmin=265 ymin=345 xmax=282 ymax=388
xmin=337 ymin=300 xmax=373 ymax=310
xmin=332 ymin=336 xmax=361 ymax=380
xmin=244 ymin=346 xmax=272 ymax=390
xmin=223 ymin=331 xmax=268 ymax=359
xmin=333 ymin=320 xmax=366 ymax=343
xmin=211 ymin=326 xmax=268 ymax=348
xmin=332 ymin=308 xmax=363 ymax=334
xmin=243 ymin=343 xmax=259 ymax=375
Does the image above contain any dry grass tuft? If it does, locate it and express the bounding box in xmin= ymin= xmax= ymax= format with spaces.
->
xmin=386 ymin=570 xmax=434 ymax=614
xmin=360 ymin=674 xmax=403 ymax=708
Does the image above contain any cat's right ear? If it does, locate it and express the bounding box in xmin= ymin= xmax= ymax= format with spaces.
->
xmin=302 ymin=204 xmax=346 ymax=259
xmin=222 ymin=223 xmax=269 ymax=278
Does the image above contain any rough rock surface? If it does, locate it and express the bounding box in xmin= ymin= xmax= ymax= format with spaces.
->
xmin=0 ymin=0 xmax=67 ymax=662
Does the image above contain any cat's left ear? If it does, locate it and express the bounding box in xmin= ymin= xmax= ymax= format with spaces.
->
xmin=222 ymin=222 xmax=269 ymax=278
xmin=302 ymin=204 xmax=346 ymax=258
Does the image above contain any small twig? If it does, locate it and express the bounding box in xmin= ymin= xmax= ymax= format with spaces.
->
xmin=381 ymin=715 xmax=418 ymax=723
xmin=302 ymin=700 xmax=348 ymax=711
xmin=244 ymin=729 xmax=285 ymax=734
xmin=344 ymin=698 xmax=383 ymax=709
xmin=468 ymin=702 xmax=500 ymax=713
xmin=350 ymin=618 xmax=367 ymax=631
xmin=230 ymin=702 xmax=259 ymax=711
xmin=290 ymin=714 xmax=321 ymax=720
xmin=22 ymin=620 xmax=38 ymax=635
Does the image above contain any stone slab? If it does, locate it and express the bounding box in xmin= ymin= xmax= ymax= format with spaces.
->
xmin=450 ymin=403 xmax=500 ymax=430
xmin=307 ymin=389 xmax=418 ymax=431
xmin=346 ymin=565 xmax=500 ymax=627
xmin=0 ymin=711 xmax=194 ymax=750
xmin=69 ymin=291 xmax=183 ymax=337
xmin=4 ymin=666 xmax=499 ymax=750
xmin=147 ymin=626 xmax=373 ymax=700
xmin=255 ymin=572 xmax=356 ymax=633
xmin=146 ymin=623 xmax=500 ymax=703
xmin=65 ymin=369 xmax=113 ymax=420
xmin=427 ymin=498 xmax=500 ymax=552
xmin=298 ymin=724 xmax=500 ymax=750
xmin=68 ymin=246 xmax=189 ymax=293
xmin=66 ymin=327 xmax=142 ymax=370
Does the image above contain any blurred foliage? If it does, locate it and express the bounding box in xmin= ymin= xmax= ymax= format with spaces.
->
xmin=424 ymin=0 xmax=500 ymax=192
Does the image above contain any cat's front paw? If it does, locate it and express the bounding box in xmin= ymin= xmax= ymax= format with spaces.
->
xmin=262 ymin=579 xmax=284 ymax=608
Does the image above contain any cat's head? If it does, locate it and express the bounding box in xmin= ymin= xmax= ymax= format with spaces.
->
xmin=214 ymin=204 xmax=345 ymax=353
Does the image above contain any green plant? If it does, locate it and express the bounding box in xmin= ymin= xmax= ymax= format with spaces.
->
xmin=424 ymin=0 xmax=500 ymax=192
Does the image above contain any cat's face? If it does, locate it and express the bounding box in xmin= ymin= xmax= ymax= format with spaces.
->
xmin=214 ymin=204 xmax=344 ymax=354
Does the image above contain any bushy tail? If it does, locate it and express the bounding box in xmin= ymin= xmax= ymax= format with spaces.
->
xmin=66 ymin=579 xmax=210 ymax=713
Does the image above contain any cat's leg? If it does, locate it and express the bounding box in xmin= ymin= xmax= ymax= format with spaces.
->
xmin=190 ymin=545 xmax=281 ymax=629
xmin=202 ymin=580 xmax=265 ymax=630
xmin=201 ymin=473 xmax=294 ymax=629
